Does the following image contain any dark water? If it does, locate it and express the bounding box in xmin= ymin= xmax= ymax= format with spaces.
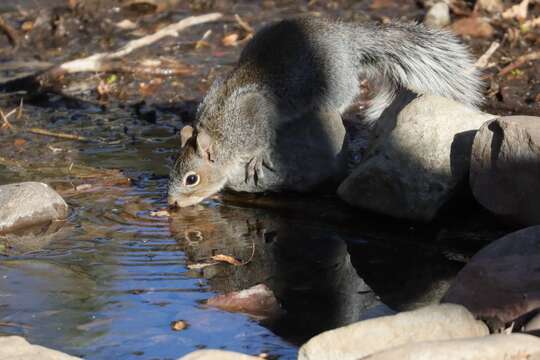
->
xmin=0 ymin=101 xmax=504 ymax=359
xmin=0 ymin=1 xmax=509 ymax=358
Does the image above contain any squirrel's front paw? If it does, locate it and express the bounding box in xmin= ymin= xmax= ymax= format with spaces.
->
xmin=245 ymin=154 xmax=274 ymax=185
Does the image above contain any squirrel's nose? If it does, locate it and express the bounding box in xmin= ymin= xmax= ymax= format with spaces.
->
xmin=167 ymin=195 xmax=179 ymax=209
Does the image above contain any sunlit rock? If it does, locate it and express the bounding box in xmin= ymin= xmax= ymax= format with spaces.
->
xmin=470 ymin=116 xmax=540 ymax=226
xmin=362 ymin=334 xmax=540 ymax=360
xmin=0 ymin=182 xmax=68 ymax=235
xmin=338 ymin=91 xmax=494 ymax=221
xmin=0 ymin=336 xmax=80 ymax=360
xmin=298 ymin=303 xmax=488 ymax=360
xmin=443 ymin=226 xmax=540 ymax=331
xmin=179 ymin=349 xmax=260 ymax=360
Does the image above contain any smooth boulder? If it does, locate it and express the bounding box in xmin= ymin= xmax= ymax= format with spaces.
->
xmin=0 ymin=182 xmax=68 ymax=235
xmin=0 ymin=336 xmax=80 ymax=360
xmin=298 ymin=304 xmax=488 ymax=360
xmin=443 ymin=226 xmax=540 ymax=330
xmin=470 ymin=116 xmax=540 ymax=226
xmin=179 ymin=349 xmax=259 ymax=360
xmin=362 ymin=334 xmax=540 ymax=360
xmin=338 ymin=92 xmax=494 ymax=221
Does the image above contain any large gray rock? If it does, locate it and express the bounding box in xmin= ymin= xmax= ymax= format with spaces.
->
xmin=0 ymin=182 xmax=68 ymax=235
xmin=470 ymin=116 xmax=540 ymax=226
xmin=443 ymin=226 xmax=540 ymax=330
xmin=298 ymin=304 xmax=488 ymax=360
xmin=338 ymin=92 xmax=494 ymax=221
xmin=0 ymin=336 xmax=80 ymax=360
xmin=179 ymin=349 xmax=259 ymax=360
xmin=362 ymin=334 xmax=540 ymax=360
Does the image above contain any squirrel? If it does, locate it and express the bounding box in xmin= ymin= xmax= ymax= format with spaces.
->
xmin=168 ymin=16 xmax=482 ymax=208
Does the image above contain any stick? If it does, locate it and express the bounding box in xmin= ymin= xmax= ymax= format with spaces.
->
xmin=0 ymin=15 xmax=19 ymax=49
xmin=27 ymin=128 xmax=91 ymax=142
xmin=499 ymin=50 xmax=540 ymax=76
xmin=54 ymin=13 xmax=222 ymax=75
xmin=475 ymin=41 xmax=500 ymax=68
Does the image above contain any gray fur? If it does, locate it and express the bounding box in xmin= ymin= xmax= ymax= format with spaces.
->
xmin=168 ymin=16 xmax=483 ymax=207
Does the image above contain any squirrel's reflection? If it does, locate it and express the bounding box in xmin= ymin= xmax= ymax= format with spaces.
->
xmin=169 ymin=202 xmax=387 ymax=342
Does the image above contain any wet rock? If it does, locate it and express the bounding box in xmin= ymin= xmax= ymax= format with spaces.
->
xmin=179 ymin=349 xmax=259 ymax=360
xmin=298 ymin=304 xmax=488 ymax=360
xmin=338 ymin=92 xmax=494 ymax=221
xmin=526 ymin=313 xmax=540 ymax=332
xmin=205 ymin=283 xmax=282 ymax=318
xmin=362 ymin=334 xmax=540 ymax=360
xmin=469 ymin=116 xmax=540 ymax=226
xmin=0 ymin=182 xmax=68 ymax=235
xmin=0 ymin=336 xmax=80 ymax=359
xmin=443 ymin=226 xmax=540 ymax=330
xmin=451 ymin=17 xmax=495 ymax=39
xmin=424 ymin=2 xmax=450 ymax=28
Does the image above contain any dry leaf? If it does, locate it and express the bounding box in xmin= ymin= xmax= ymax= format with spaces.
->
xmin=222 ymin=33 xmax=239 ymax=47
xmin=502 ymin=0 xmax=529 ymax=20
xmin=211 ymin=254 xmax=242 ymax=266
xmin=170 ymin=320 xmax=188 ymax=331
xmin=21 ymin=21 xmax=33 ymax=32
xmin=149 ymin=210 xmax=170 ymax=217
xmin=451 ymin=17 xmax=494 ymax=38
xmin=116 ymin=19 xmax=137 ymax=30
xmin=75 ymin=184 xmax=92 ymax=191
xmin=14 ymin=138 xmax=27 ymax=147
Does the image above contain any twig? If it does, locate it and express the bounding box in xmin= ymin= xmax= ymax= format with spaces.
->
xmin=50 ymin=13 xmax=222 ymax=76
xmin=27 ymin=128 xmax=91 ymax=142
xmin=0 ymin=15 xmax=19 ymax=49
xmin=0 ymin=108 xmax=16 ymax=129
xmin=239 ymin=236 xmax=256 ymax=266
xmin=234 ymin=14 xmax=254 ymax=34
xmin=499 ymin=50 xmax=540 ymax=76
xmin=475 ymin=41 xmax=500 ymax=69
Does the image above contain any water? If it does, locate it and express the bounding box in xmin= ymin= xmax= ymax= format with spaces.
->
xmin=0 ymin=1 xmax=507 ymax=358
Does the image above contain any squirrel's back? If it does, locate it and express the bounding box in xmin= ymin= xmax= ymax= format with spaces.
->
xmin=210 ymin=16 xmax=482 ymax=122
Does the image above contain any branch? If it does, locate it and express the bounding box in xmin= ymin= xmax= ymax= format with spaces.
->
xmin=49 ymin=13 xmax=222 ymax=76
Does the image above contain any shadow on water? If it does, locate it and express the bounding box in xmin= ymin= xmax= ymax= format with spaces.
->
xmin=0 ymin=96 xmax=507 ymax=360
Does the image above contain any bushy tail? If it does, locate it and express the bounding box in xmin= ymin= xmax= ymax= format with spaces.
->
xmin=348 ymin=21 xmax=483 ymax=122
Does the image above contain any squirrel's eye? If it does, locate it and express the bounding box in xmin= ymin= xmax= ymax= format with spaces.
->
xmin=184 ymin=173 xmax=200 ymax=187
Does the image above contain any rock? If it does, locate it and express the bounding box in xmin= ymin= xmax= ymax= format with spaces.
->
xmin=451 ymin=17 xmax=495 ymax=39
xmin=424 ymin=2 xmax=451 ymax=28
xmin=443 ymin=226 xmax=540 ymax=330
xmin=298 ymin=304 xmax=488 ymax=360
xmin=205 ymin=283 xmax=282 ymax=318
xmin=0 ymin=182 xmax=68 ymax=235
xmin=526 ymin=313 xmax=540 ymax=332
xmin=475 ymin=0 xmax=503 ymax=13
xmin=0 ymin=336 xmax=80 ymax=360
xmin=178 ymin=349 xmax=260 ymax=360
xmin=362 ymin=334 xmax=540 ymax=360
xmin=338 ymin=92 xmax=494 ymax=221
xmin=469 ymin=116 xmax=540 ymax=226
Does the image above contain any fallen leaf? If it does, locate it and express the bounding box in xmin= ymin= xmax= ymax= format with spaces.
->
xmin=75 ymin=184 xmax=92 ymax=191
xmin=451 ymin=17 xmax=494 ymax=38
xmin=149 ymin=210 xmax=170 ymax=217
xmin=206 ymin=284 xmax=282 ymax=318
xmin=14 ymin=138 xmax=27 ymax=147
xmin=222 ymin=33 xmax=239 ymax=47
xmin=502 ymin=0 xmax=529 ymax=20
xmin=211 ymin=254 xmax=242 ymax=266
xmin=369 ymin=0 xmax=398 ymax=10
xmin=170 ymin=320 xmax=188 ymax=331
xmin=115 ymin=19 xmax=138 ymax=30
xmin=21 ymin=21 xmax=33 ymax=32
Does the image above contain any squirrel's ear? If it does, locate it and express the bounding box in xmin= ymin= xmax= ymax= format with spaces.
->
xmin=180 ymin=125 xmax=194 ymax=148
xmin=196 ymin=129 xmax=214 ymax=162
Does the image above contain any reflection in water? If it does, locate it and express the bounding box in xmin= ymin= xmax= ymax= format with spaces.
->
xmin=169 ymin=203 xmax=386 ymax=342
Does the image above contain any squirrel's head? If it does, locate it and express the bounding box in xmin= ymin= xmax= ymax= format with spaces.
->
xmin=168 ymin=125 xmax=226 ymax=208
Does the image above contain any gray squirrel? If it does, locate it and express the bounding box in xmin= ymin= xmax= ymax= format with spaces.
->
xmin=168 ymin=16 xmax=482 ymax=208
